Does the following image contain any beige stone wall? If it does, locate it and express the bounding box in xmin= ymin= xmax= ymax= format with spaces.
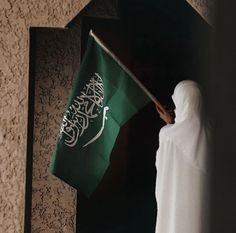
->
xmin=31 ymin=28 xmax=81 ymax=233
xmin=31 ymin=1 xmax=118 ymax=232
xmin=0 ymin=1 xmax=91 ymax=233
xmin=186 ymin=0 xmax=214 ymax=26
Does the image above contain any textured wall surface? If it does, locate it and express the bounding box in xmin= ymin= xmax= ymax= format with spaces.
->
xmin=31 ymin=1 xmax=118 ymax=232
xmin=186 ymin=0 xmax=214 ymax=26
xmin=32 ymin=28 xmax=81 ymax=233
xmin=0 ymin=1 xmax=91 ymax=233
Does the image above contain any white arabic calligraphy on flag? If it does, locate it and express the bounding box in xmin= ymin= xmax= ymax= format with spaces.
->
xmin=59 ymin=73 xmax=108 ymax=147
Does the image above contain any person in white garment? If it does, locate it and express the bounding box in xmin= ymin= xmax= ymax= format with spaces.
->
xmin=155 ymin=80 xmax=210 ymax=233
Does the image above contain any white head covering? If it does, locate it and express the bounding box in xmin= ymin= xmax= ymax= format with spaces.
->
xmin=160 ymin=80 xmax=209 ymax=173
xmin=172 ymin=80 xmax=202 ymax=123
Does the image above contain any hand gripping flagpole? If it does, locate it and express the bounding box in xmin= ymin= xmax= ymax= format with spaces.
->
xmin=89 ymin=30 xmax=174 ymax=124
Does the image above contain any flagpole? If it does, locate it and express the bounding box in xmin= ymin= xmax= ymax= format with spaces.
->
xmin=89 ymin=30 xmax=173 ymax=123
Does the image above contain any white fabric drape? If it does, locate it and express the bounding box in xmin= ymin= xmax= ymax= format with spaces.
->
xmin=155 ymin=80 xmax=210 ymax=233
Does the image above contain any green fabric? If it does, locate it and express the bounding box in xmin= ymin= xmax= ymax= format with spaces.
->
xmin=50 ymin=34 xmax=150 ymax=197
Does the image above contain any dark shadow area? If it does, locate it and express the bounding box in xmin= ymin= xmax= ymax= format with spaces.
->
xmin=24 ymin=28 xmax=37 ymax=233
xmin=208 ymin=1 xmax=236 ymax=233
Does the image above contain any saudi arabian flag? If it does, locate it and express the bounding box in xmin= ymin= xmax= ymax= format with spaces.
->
xmin=50 ymin=31 xmax=151 ymax=197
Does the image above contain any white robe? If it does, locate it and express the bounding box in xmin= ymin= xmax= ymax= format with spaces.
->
xmin=155 ymin=80 xmax=210 ymax=233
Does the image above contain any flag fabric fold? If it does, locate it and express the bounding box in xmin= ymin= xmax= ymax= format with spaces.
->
xmin=50 ymin=31 xmax=151 ymax=197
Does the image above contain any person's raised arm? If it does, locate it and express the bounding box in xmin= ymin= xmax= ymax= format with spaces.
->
xmin=154 ymin=102 xmax=175 ymax=124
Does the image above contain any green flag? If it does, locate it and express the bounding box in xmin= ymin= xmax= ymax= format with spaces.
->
xmin=50 ymin=31 xmax=151 ymax=197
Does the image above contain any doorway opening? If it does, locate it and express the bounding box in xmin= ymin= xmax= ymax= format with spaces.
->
xmin=76 ymin=2 xmax=211 ymax=232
